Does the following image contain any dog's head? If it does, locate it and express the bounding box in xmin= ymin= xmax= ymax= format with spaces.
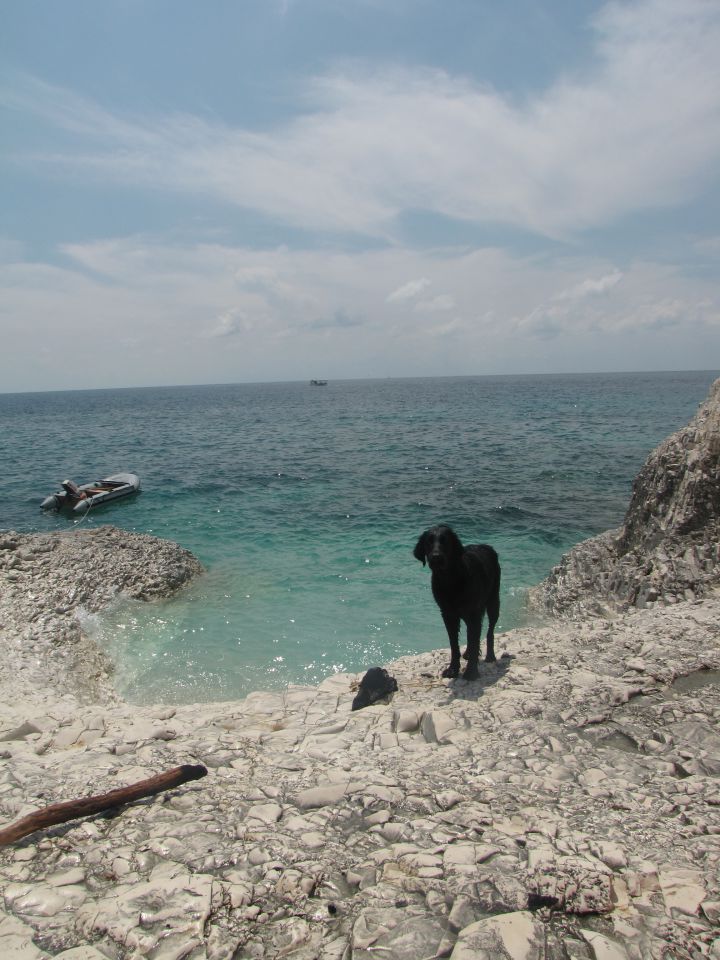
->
xmin=413 ymin=524 xmax=463 ymax=571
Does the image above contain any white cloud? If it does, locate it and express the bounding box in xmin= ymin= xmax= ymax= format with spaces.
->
xmin=514 ymin=269 xmax=624 ymax=336
xmin=616 ymin=296 xmax=719 ymax=333
xmin=386 ymin=278 xmax=431 ymax=302
xmin=414 ymin=293 xmax=456 ymax=313
xmin=427 ymin=316 xmax=464 ymax=338
xmin=555 ymin=271 xmax=623 ymax=301
xmin=2 ymin=237 xmax=718 ymax=391
xmin=208 ymin=309 xmax=253 ymax=338
xmin=514 ymin=259 xmax=720 ymax=342
xmin=5 ymin=0 xmax=720 ymax=240
xmin=309 ymin=307 xmax=365 ymax=330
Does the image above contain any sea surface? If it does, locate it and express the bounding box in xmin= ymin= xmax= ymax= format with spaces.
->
xmin=1 ymin=371 xmax=716 ymax=704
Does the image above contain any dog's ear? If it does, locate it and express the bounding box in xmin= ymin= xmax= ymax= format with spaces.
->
xmin=413 ymin=533 xmax=427 ymax=566
xmin=446 ymin=528 xmax=463 ymax=560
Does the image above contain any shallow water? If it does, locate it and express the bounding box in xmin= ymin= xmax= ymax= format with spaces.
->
xmin=1 ymin=370 xmax=715 ymax=703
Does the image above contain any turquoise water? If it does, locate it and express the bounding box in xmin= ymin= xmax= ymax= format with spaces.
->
xmin=1 ymin=371 xmax=716 ymax=703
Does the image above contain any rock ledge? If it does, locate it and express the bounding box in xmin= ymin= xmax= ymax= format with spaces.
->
xmin=530 ymin=377 xmax=720 ymax=618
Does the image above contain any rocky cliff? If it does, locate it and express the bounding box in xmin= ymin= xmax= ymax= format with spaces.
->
xmin=530 ymin=377 xmax=720 ymax=618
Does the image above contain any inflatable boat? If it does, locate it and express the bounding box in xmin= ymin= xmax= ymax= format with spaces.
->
xmin=41 ymin=473 xmax=141 ymax=513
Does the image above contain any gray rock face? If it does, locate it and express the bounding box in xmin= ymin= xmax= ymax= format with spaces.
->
xmin=530 ymin=378 xmax=720 ymax=618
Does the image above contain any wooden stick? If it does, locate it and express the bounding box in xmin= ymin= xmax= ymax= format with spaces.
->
xmin=0 ymin=764 xmax=208 ymax=846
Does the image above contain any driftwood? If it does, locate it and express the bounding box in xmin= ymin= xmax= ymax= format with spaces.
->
xmin=0 ymin=763 xmax=208 ymax=847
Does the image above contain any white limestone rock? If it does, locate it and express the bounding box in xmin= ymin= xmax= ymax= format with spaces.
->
xmin=580 ymin=930 xmax=630 ymax=960
xmin=0 ymin=914 xmax=49 ymax=960
xmin=450 ymin=911 xmax=545 ymax=960
xmin=420 ymin=710 xmax=455 ymax=743
xmin=658 ymin=866 xmax=707 ymax=918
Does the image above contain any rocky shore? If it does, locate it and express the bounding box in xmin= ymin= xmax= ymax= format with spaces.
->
xmin=0 ymin=526 xmax=203 ymax=706
xmin=1 ymin=382 xmax=719 ymax=960
xmin=529 ymin=378 xmax=720 ymax=620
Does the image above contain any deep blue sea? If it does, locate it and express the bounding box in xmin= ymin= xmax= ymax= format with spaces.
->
xmin=0 ymin=371 xmax=716 ymax=704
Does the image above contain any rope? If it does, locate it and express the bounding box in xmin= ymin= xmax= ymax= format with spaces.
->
xmin=73 ymin=496 xmax=95 ymax=526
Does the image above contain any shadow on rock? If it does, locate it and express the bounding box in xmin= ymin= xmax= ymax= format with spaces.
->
xmin=443 ymin=653 xmax=513 ymax=703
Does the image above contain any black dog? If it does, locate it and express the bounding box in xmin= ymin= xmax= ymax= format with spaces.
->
xmin=414 ymin=525 xmax=501 ymax=681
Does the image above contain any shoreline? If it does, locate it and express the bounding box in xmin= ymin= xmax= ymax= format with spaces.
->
xmin=0 ymin=526 xmax=204 ymax=707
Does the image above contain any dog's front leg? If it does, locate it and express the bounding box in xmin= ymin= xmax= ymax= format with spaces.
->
xmin=462 ymin=615 xmax=482 ymax=680
xmin=441 ymin=611 xmax=461 ymax=678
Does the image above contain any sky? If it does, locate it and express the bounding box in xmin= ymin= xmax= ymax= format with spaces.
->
xmin=2 ymin=0 xmax=720 ymax=392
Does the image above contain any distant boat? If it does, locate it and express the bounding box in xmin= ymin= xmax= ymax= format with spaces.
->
xmin=310 ymin=379 xmax=328 ymax=386
xmin=41 ymin=473 xmax=141 ymax=513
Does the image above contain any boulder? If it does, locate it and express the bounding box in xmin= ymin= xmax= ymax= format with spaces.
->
xmin=530 ymin=378 xmax=720 ymax=616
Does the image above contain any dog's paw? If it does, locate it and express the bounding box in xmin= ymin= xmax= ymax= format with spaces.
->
xmin=461 ymin=664 xmax=480 ymax=681
xmin=442 ymin=663 xmax=460 ymax=679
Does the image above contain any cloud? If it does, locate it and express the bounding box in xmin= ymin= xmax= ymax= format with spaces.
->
xmin=414 ymin=293 xmax=456 ymax=313
xmin=309 ymin=308 xmax=365 ymax=330
xmin=513 ymin=264 xmax=718 ymax=340
xmin=555 ymin=271 xmax=623 ymax=301
xmin=514 ymin=269 xmax=624 ymax=336
xmin=208 ymin=309 xmax=252 ymax=338
xmin=427 ymin=316 xmax=465 ymax=338
xmin=3 ymin=236 xmax=718 ymax=391
xmin=516 ymin=304 xmax=566 ymax=340
xmin=632 ymin=299 xmax=685 ymax=331
xmin=5 ymin=0 xmax=720 ymax=240
xmin=617 ymin=296 xmax=719 ymax=333
xmin=386 ymin=278 xmax=431 ymax=302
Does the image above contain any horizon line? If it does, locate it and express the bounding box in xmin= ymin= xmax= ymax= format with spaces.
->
xmin=1 ymin=367 xmax=718 ymax=398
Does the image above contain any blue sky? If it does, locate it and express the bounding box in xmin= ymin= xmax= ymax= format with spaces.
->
xmin=2 ymin=0 xmax=719 ymax=391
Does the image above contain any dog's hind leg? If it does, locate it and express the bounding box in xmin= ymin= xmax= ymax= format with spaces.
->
xmin=461 ymin=614 xmax=482 ymax=680
xmin=441 ymin=611 xmax=462 ymax=678
xmin=485 ymin=590 xmax=500 ymax=663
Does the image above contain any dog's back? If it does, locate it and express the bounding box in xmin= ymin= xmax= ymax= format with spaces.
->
xmin=463 ymin=544 xmax=500 ymax=597
xmin=430 ymin=542 xmax=499 ymax=617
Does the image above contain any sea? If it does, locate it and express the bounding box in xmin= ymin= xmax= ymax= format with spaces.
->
xmin=0 ymin=370 xmax=716 ymax=705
